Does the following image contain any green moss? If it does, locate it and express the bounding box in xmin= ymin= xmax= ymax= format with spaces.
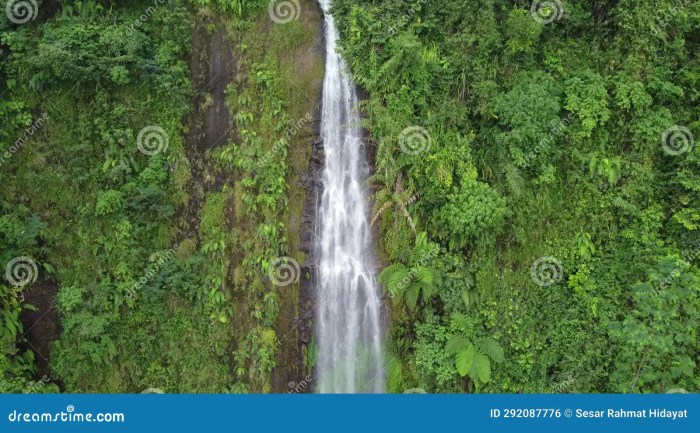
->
xmin=200 ymin=192 xmax=227 ymax=240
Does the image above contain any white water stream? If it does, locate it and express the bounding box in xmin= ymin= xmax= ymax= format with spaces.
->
xmin=315 ymin=0 xmax=384 ymax=393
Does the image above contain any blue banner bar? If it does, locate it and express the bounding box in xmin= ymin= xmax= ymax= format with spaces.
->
xmin=0 ymin=394 xmax=697 ymax=432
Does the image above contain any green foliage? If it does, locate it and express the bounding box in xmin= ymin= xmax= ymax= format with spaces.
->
xmin=608 ymin=255 xmax=700 ymax=392
xmin=0 ymin=1 xmax=237 ymax=392
xmin=379 ymin=233 xmax=442 ymax=311
xmin=446 ymin=314 xmax=504 ymax=390
xmin=3 ymin=0 xmax=699 ymax=396
xmin=191 ymin=0 xmax=263 ymax=16
xmin=431 ymin=173 xmax=508 ymax=250
xmin=334 ymin=0 xmax=700 ymax=394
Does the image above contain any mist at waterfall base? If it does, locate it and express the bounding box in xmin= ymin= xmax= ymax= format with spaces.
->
xmin=314 ymin=0 xmax=385 ymax=394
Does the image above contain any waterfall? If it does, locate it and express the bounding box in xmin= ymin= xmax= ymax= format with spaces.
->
xmin=315 ymin=0 xmax=385 ymax=393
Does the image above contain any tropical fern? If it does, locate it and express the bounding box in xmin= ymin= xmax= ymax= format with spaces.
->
xmin=378 ymin=232 xmax=441 ymax=311
xmin=371 ymin=171 xmax=418 ymax=235
xmin=446 ymin=314 xmax=504 ymax=388
xmin=378 ymin=263 xmax=438 ymax=311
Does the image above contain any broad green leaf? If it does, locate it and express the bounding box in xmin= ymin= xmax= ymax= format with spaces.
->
xmin=456 ymin=346 xmax=475 ymax=377
xmin=478 ymin=338 xmax=504 ymax=363
xmin=471 ymin=353 xmax=491 ymax=383
xmin=446 ymin=336 xmax=469 ymax=354
xmin=405 ymin=285 xmax=420 ymax=311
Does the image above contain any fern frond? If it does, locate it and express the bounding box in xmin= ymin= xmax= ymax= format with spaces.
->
xmin=417 ymin=281 xmax=435 ymax=302
xmin=410 ymin=232 xmax=432 ymax=263
xmin=478 ymin=338 xmax=505 ymax=363
xmin=398 ymin=204 xmax=417 ymax=235
xmin=413 ymin=266 xmax=435 ymax=286
xmin=446 ymin=336 xmax=469 ymax=354
xmin=404 ymin=284 xmax=420 ymax=311
xmin=456 ymin=346 xmax=476 ymax=377
xmin=450 ymin=313 xmax=471 ymax=332
xmin=378 ymin=264 xmax=410 ymax=295
xmin=470 ymin=353 xmax=491 ymax=383
xmin=370 ymin=200 xmax=393 ymax=228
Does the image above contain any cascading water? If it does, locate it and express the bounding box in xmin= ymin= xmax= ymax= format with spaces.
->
xmin=315 ymin=0 xmax=384 ymax=393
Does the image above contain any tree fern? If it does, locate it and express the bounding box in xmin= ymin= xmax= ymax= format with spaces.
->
xmin=446 ymin=336 xmax=469 ymax=354
xmin=446 ymin=317 xmax=504 ymax=389
xmin=456 ymin=346 xmax=476 ymax=377
xmin=370 ymin=171 xmax=418 ymax=235
xmin=477 ymin=338 xmax=505 ymax=364
xmin=377 ymin=232 xmax=441 ymax=311
xmin=471 ymin=353 xmax=491 ymax=383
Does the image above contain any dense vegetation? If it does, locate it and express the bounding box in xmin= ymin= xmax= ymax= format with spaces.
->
xmin=1 ymin=0 xmax=321 ymax=393
xmin=2 ymin=0 xmax=699 ymax=394
xmin=333 ymin=0 xmax=700 ymax=393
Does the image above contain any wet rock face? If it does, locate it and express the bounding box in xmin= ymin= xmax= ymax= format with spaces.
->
xmin=291 ymin=116 xmax=324 ymax=390
xmin=204 ymin=26 xmax=235 ymax=152
xmin=19 ymin=277 xmax=60 ymax=383
xmin=271 ymin=0 xmax=326 ymax=394
xmin=178 ymin=17 xmax=236 ymax=243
